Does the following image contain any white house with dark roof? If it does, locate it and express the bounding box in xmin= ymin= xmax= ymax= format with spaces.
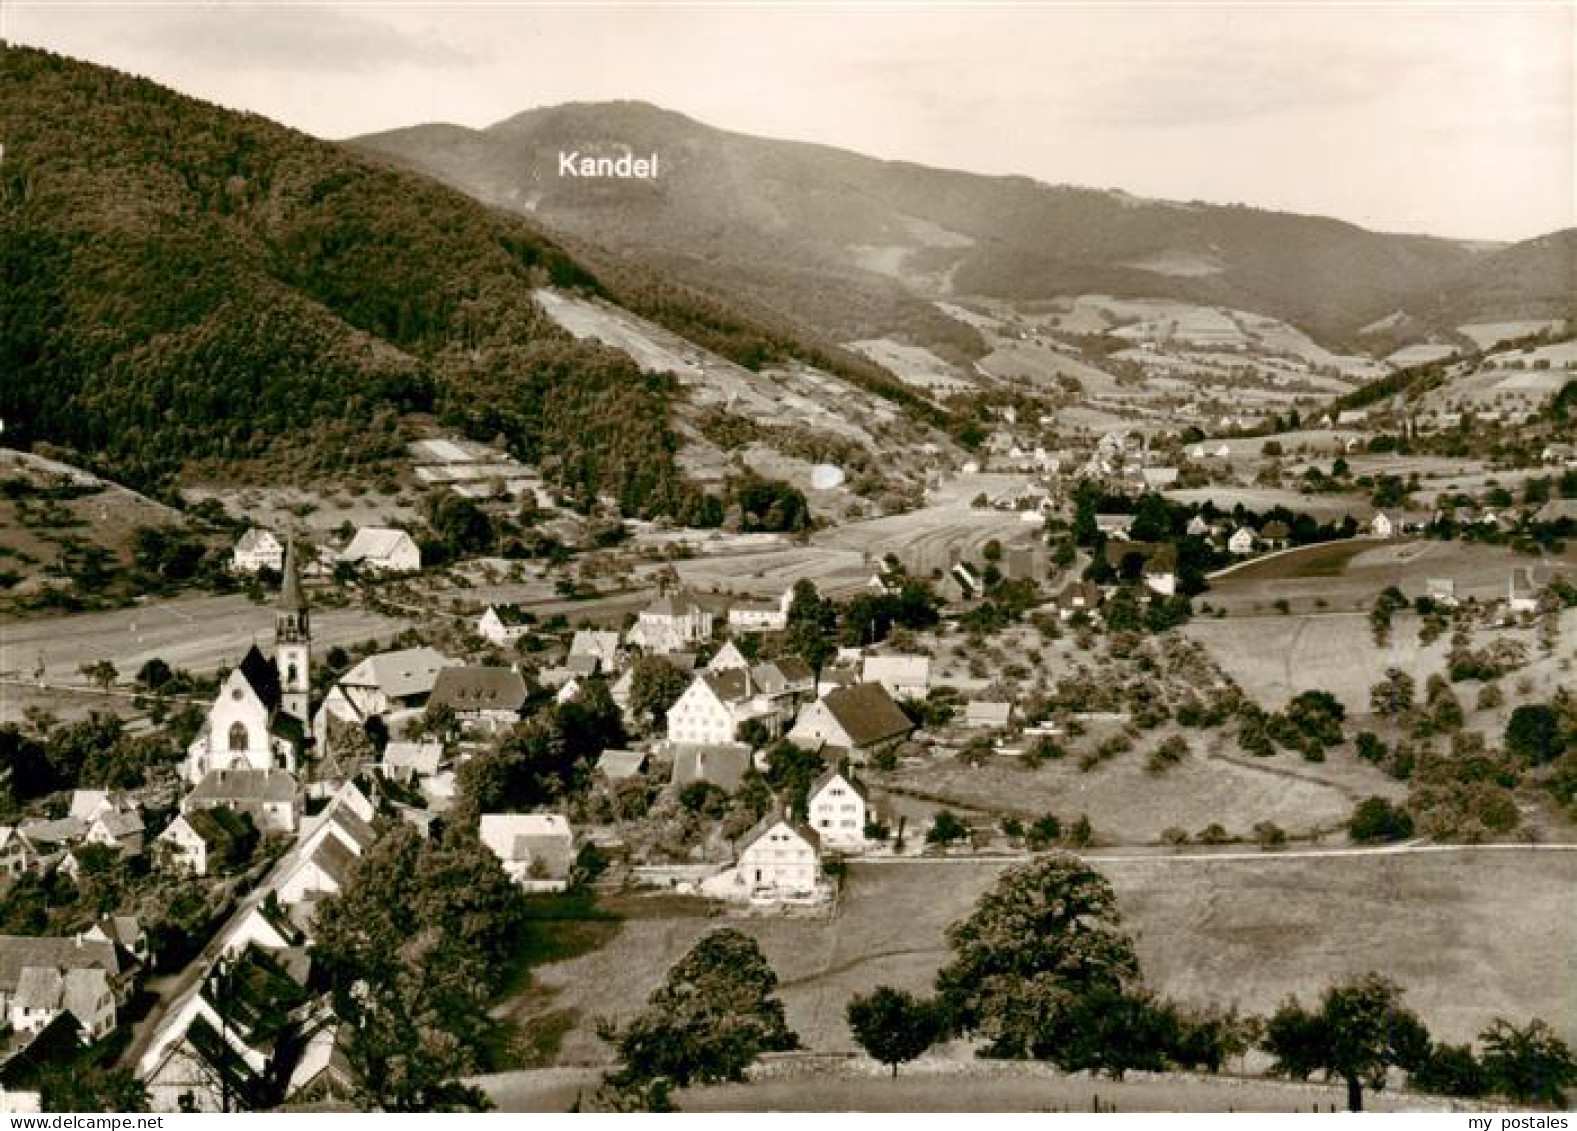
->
xmin=714 ymin=812 xmax=823 ymax=900
xmin=340 ymin=526 xmax=421 ymax=574
xmin=84 ymin=809 xmax=145 ymax=856
xmin=275 ymin=835 xmax=359 ymax=907
xmin=428 ymin=666 xmax=530 ymax=730
xmin=478 ymin=814 xmax=575 ymax=892
xmin=231 ymin=528 xmax=285 ymax=575
xmin=665 ymin=670 xmax=782 ymax=746
xmin=477 ymin=604 xmax=534 ymax=645
xmin=787 ymin=682 xmax=915 ymax=761
xmin=313 ymin=645 xmax=455 ymax=742
xmin=806 ymin=769 xmax=872 ymax=852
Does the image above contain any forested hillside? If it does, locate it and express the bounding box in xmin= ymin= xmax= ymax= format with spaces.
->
xmin=0 ymin=47 xmax=775 ymax=515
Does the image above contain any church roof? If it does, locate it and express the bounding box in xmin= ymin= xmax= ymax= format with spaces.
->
xmin=237 ymin=645 xmax=282 ymax=712
xmin=278 ymin=539 xmax=307 ymax=612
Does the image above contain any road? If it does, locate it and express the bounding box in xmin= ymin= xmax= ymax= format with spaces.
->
xmin=859 ymin=840 xmax=1577 ymax=866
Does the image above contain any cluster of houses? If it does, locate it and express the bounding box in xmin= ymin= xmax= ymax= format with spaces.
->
xmin=232 ymin=526 xmax=421 ymax=579
xmin=0 ymin=791 xmax=146 ymax=880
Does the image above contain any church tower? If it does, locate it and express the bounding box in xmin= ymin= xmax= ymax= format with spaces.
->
xmin=275 ymin=538 xmax=311 ymax=724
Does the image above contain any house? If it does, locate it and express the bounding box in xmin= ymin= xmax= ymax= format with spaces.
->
xmin=156 ymin=809 xmax=253 ymax=876
xmin=569 ymin=629 xmax=623 ymax=672
xmin=1535 ymin=498 xmax=1577 ymax=525
xmin=185 ymin=645 xmax=304 ymax=785
xmin=669 ymin=743 xmax=754 ymax=794
xmin=428 ymin=666 xmax=530 ymax=729
xmin=138 ymin=945 xmax=308 ymax=1112
xmin=1541 ymin=442 xmax=1576 ymax=466
xmin=324 ymin=779 xmax=378 ymax=825
xmin=0 ymin=935 xmax=124 ymax=1023
xmin=733 ymin=813 xmax=821 ymax=897
xmin=6 ymin=966 xmax=116 ymax=1043
xmin=296 ymin=804 xmax=376 ymax=864
xmin=750 ymin=656 xmax=816 ymax=709
xmin=1186 ymin=515 xmax=1213 ymax=538
xmin=1140 ymin=467 xmax=1180 ymax=490
xmin=806 ymin=769 xmax=871 ymax=852
xmin=0 ymin=827 xmax=37 ymax=877
xmin=15 ymin=817 xmax=85 ymax=866
xmin=706 ymin=641 xmax=751 ymax=673
xmin=213 ymin=900 xmax=302 ymax=961
xmin=787 ymin=682 xmax=915 ymax=761
xmin=274 ymin=836 xmax=359 ymax=907
xmin=477 ymin=604 xmax=534 ymax=646
xmin=84 ymin=809 xmax=145 ymax=856
xmin=313 ymin=646 xmax=455 ymax=741
xmin=340 ymin=526 xmax=421 ymax=574
xmin=285 ymin=1010 xmax=356 ymax=1105
xmin=68 ymin=790 xmax=128 ymax=823
xmin=1426 ymin=578 xmax=1459 ymax=607
xmin=1260 ymin=520 xmax=1291 ymax=549
xmin=860 ymin=654 xmax=931 ymax=701
xmin=964 ymin=701 xmax=1014 ymax=729
xmin=231 ymin=528 xmax=285 ymax=575
xmin=478 ymin=814 xmax=575 ymax=892
xmin=554 ymin=677 xmax=584 ymax=706
xmin=381 ymin=740 xmax=443 ymax=783
xmin=939 ymin=562 xmax=985 ymax=604
xmin=86 ymin=916 xmax=149 ymax=967
xmin=626 ymin=590 xmax=714 ymax=654
xmin=595 ymin=749 xmax=650 ymax=781
xmin=1371 ymin=512 xmax=1398 ymax=539
xmin=665 ymin=670 xmax=778 ymax=746
xmin=1508 ymin=568 xmax=1540 ymax=615
xmin=1054 ymin=580 xmax=1104 ymax=620
xmin=184 ymin=769 xmax=301 ymax=835
xmin=1228 ymin=527 xmax=1257 ymax=555
xmin=726 ymin=587 xmax=792 ymax=632
xmin=1104 ymin=541 xmax=1178 ymax=596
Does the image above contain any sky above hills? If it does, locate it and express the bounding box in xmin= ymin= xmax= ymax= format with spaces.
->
xmin=6 ymin=2 xmax=1573 ymax=243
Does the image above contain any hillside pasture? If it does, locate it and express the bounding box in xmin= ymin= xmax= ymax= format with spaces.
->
xmin=503 ymin=850 xmax=1577 ymax=1069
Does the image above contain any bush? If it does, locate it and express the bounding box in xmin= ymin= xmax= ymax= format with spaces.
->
xmin=1348 ymin=796 xmax=1414 ymax=844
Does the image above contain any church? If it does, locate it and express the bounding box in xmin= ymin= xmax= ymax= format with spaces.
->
xmin=183 ymin=541 xmax=312 ymax=785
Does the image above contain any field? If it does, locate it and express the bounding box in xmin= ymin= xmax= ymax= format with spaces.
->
xmin=499 ymin=850 xmax=1577 ymax=1075
xmin=1162 ymin=487 xmax=1373 ymax=524
xmin=0 ymin=592 xmax=411 ymax=693
xmin=878 ymin=742 xmax=1404 ymax=844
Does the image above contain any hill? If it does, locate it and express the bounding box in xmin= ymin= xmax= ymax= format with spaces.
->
xmin=0 ymin=49 xmax=939 ymax=515
xmin=353 ymin=102 xmax=1570 ymax=350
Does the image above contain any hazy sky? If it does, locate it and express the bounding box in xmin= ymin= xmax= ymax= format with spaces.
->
xmin=7 ymin=2 xmax=1573 ymax=241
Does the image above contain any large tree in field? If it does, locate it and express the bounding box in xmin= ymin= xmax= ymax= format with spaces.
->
xmin=600 ymin=928 xmax=798 ymax=1089
xmin=935 ymin=853 xmax=1143 ymax=1061
xmin=1479 ymin=1018 xmax=1577 ymax=1107
xmin=846 ymin=986 xmax=943 ymax=1077
xmin=1263 ymin=973 xmax=1432 ymax=1111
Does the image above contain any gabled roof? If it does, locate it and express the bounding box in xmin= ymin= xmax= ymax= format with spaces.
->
xmin=643 ymin=590 xmax=706 ymax=618
xmin=236 ymin=645 xmax=282 ymax=711
xmin=234 ymin=528 xmax=282 ymax=555
xmin=278 ymin=538 xmax=307 ymax=613
xmin=817 ymin=683 xmax=915 ymax=749
xmin=484 ymin=603 xmax=534 ymax=627
xmin=292 ymin=835 xmax=359 ymax=890
xmin=478 ymin=814 xmax=576 ymax=878
xmin=751 ymin=657 xmax=813 ymax=696
xmin=183 ymin=806 xmax=253 ymax=849
xmin=339 ymin=646 xmax=454 ymax=699
xmin=429 ymin=666 xmax=529 ymax=713
xmin=965 ymin=700 xmax=1014 ymax=726
xmin=809 ymin=766 xmax=869 ymax=804
xmin=737 ymin=811 xmax=821 ymax=855
xmin=18 ymin=817 xmax=86 ymax=847
xmin=0 ymin=935 xmax=120 ymax=994
xmin=701 ymin=669 xmax=755 ymax=705
xmin=92 ymin=810 xmax=145 ymax=840
xmin=669 ymin=743 xmax=753 ymax=793
xmin=595 ymin=749 xmax=649 ymax=780
xmin=861 ymin=654 xmax=931 ymax=687
xmin=13 ymin=966 xmax=65 ymax=1011
xmin=188 ymin=769 xmax=298 ymax=806
xmin=382 ymin=740 xmax=443 ymax=778
xmin=342 ymin=526 xmax=416 ymax=563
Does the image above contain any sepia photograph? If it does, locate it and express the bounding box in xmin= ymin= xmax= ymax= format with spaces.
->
xmin=0 ymin=0 xmax=1573 ymax=1117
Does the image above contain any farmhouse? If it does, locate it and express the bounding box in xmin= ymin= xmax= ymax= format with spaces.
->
xmin=6 ymin=966 xmax=116 ymax=1043
xmin=313 ymin=646 xmax=455 ymax=741
xmin=478 ymin=814 xmax=575 ymax=892
xmin=787 ymin=682 xmax=914 ymax=761
xmin=183 ymin=769 xmax=301 ymax=835
xmin=381 ymin=740 xmax=443 ymax=783
xmin=806 ymin=769 xmax=871 ymax=852
xmin=477 ymin=604 xmax=534 ymax=646
xmin=732 ymin=813 xmax=822 ymax=898
xmin=726 ymin=588 xmax=792 ymax=632
xmin=340 ymin=526 xmax=421 ymax=574
xmin=666 ymin=670 xmax=781 ymax=746
xmin=428 ymin=666 xmax=530 ymax=729
xmin=1228 ymin=527 xmax=1257 ymax=555
xmin=0 ymin=936 xmax=124 ymax=1025
xmin=274 ymin=836 xmax=358 ymax=907
xmin=231 ymin=528 xmax=284 ymax=575
xmin=569 ymin=629 xmax=622 ymax=671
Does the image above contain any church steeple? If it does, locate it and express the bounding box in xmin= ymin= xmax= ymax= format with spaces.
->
xmin=275 ymin=538 xmax=311 ymax=724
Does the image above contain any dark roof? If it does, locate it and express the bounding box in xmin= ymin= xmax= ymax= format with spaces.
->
xmin=818 ymin=683 xmax=915 ymax=749
xmin=279 ymin=538 xmax=307 ymax=612
xmin=429 ymin=666 xmax=529 ymax=713
xmin=752 ymin=657 xmax=813 ymax=695
xmin=737 ymin=810 xmax=821 ymax=855
xmin=1103 ymin=540 xmax=1178 ymax=573
xmin=188 ymin=769 xmax=298 ymax=805
xmin=809 ymin=766 xmax=869 ymax=803
xmin=702 ymin=669 xmax=754 ymax=704
xmin=237 ymin=645 xmax=282 ymax=711
xmin=488 ymin=603 xmax=534 ymax=627
xmin=0 ymin=935 xmax=120 ymax=994
xmin=670 ymin=744 xmax=753 ymax=793
xmin=186 ymin=806 xmax=253 ymax=848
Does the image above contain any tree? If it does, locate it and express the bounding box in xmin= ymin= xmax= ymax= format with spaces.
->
xmin=1262 ymin=974 xmax=1431 ymax=1111
xmin=600 ymin=928 xmax=798 ymax=1088
xmin=1480 ymin=1018 xmax=1577 ymax=1106
xmin=80 ymin=660 xmax=118 ymax=691
xmin=1347 ymin=796 xmax=1414 ymax=844
xmin=784 ymin=579 xmax=837 ymax=675
xmin=1370 ymin=668 xmax=1416 ymax=718
xmin=935 ymin=853 xmax=1141 ymax=1060
xmin=1505 ymin=704 xmax=1566 ymax=767
xmin=845 ymin=986 xmax=943 ymax=1077
xmin=134 ymin=657 xmax=175 ymax=692
xmin=925 ymin=809 xmax=969 ymax=848
xmin=628 ymin=656 xmax=691 ymax=733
